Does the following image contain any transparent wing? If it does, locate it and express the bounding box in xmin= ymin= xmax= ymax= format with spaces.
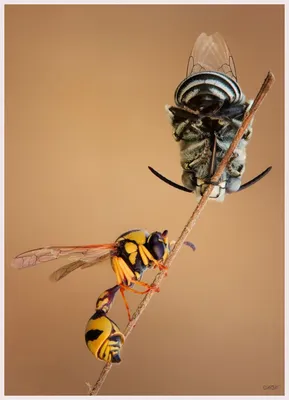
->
xmin=11 ymin=243 xmax=117 ymax=270
xmin=186 ymin=32 xmax=238 ymax=81
xmin=49 ymin=253 xmax=112 ymax=282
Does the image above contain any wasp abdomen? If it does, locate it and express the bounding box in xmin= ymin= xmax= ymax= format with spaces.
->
xmin=85 ymin=310 xmax=125 ymax=363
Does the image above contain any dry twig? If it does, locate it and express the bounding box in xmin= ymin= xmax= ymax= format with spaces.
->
xmin=87 ymin=71 xmax=275 ymax=396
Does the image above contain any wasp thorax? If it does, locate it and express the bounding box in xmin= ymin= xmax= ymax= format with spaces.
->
xmin=147 ymin=232 xmax=168 ymax=260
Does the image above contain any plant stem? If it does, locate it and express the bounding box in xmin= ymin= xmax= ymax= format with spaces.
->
xmin=87 ymin=71 xmax=275 ymax=396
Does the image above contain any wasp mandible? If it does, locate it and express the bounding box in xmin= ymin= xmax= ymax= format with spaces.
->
xmin=149 ymin=32 xmax=272 ymax=202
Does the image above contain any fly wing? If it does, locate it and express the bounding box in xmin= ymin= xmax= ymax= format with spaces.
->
xmin=186 ymin=32 xmax=238 ymax=81
xmin=11 ymin=244 xmax=117 ymax=269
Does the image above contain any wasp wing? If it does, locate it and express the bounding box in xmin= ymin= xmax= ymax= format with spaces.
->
xmin=49 ymin=252 xmax=113 ymax=282
xmin=11 ymin=244 xmax=117 ymax=272
xmin=186 ymin=32 xmax=238 ymax=81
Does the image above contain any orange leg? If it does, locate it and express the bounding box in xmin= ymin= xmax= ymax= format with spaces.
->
xmin=121 ymin=285 xmax=151 ymax=295
xmin=153 ymin=262 xmax=168 ymax=277
xmin=150 ymin=260 xmax=168 ymax=271
xmin=119 ymin=281 xmax=160 ymax=321
xmin=131 ymin=279 xmax=160 ymax=293
xmin=120 ymin=287 xmax=132 ymax=321
xmin=120 ymin=281 xmax=160 ymax=295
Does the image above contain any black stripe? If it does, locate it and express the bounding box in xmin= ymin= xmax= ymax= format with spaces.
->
xmin=180 ymin=71 xmax=241 ymax=96
xmin=182 ymin=83 xmax=230 ymax=103
xmin=85 ymin=329 xmax=103 ymax=343
xmin=175 ymin=72 xmax=243 ymax=106
xmin=90 ymin=310 xmax=105 ymax=320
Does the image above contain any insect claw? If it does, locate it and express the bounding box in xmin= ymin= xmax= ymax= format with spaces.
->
xmin=150 ymin=284 xmax=160 ymax=293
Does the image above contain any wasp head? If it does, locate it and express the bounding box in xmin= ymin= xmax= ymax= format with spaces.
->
xmin=147 ymin=230 xmax=169 ymax=261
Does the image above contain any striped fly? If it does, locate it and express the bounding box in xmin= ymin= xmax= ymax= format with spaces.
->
xmin=149 ymin=32 xmax=271 ymax=202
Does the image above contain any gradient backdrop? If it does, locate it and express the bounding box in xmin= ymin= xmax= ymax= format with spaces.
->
xmin=5 ymin=4 xmax=284 ymax=396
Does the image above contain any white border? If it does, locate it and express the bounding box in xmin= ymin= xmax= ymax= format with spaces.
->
xmin=284 ymin=2 xmax=288 ymax=399
xmin=0 ymin=0 xmax=287 ymax=4
xmin=1 ymin=0 xmax=286 ymax=5
xmin=1 ymin=1 xmax=286 ymax=399
xmin=1 ymin=0 xmax=4 ymax=399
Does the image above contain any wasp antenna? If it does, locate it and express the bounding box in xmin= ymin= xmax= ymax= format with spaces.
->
xmin=184 ymin=241 xmax=196 ymax=251
xmin=148 ymin=166 xmax=193 ymax=193
xmin=169 ymin=240 xmax=196 ymax=251
xmin=236 ymin=166 xmax=272 ymax=193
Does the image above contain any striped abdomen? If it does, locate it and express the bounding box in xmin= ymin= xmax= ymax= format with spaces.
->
xmin=174 ymin=71 xmax=245 ymax=111
xmin=85 ymin=310 xmax=125 ymax=363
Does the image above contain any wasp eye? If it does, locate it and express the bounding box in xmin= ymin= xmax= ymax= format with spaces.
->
xmin=147 ymin=233 xmax=166 ymax=260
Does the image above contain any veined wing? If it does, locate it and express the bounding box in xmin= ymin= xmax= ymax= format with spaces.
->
xmin=49 ymin=252 xmax=113 ymax=282
xmin=186 ymin=32 xmax=238 ymax=81
xmin=11 ymin=243 xmax=117 ymax=281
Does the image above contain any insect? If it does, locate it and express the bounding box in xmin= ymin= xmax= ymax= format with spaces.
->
xmin=148 ymin=32 xmax=272 ymax=202
xmin=85 ymin=284 xmax=125 ymax=363
xmin=11 ymin=229 xmax=195 ymax=320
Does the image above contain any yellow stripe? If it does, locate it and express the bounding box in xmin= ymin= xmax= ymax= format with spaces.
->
xmin=111 ymin=330 xmax=125 ymax=344
xmin=134 ymin=271 xmax=141 ymax=281
xmin=104 ymin=343 xmax=111 ymax=361
xmin=141 ymin=245 xmax=156 ymax=263
xmin=129 ymin=252 xmax=137 ymax=265
xmin=98 ymin=340 xmax=107 ymax=360
xmin=85 ymin=316 xmax=111 ymax=358
xmin=138 ymin=245 xmax=148 ymax=266
xmin=125 ymin=242 xmax=138 ymax=254
xmin=117 ymin=257 xmax=135 ymax=285
xmin=123 ymin=230 xmax=147 ymax=244
xmin=162 ymin=248 xmax=169 ymax=262
xmin=112 ymin=257 xmax=124 ymax=284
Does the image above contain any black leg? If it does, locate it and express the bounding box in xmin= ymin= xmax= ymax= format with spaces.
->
xmin=237 ymin=166 xmax=272 ymax=192
xmin=148 ymin=166 xmax=193 ymax=193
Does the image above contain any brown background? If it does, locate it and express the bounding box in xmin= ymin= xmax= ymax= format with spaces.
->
xmin=5 ymin=4 xmax=284 ymax=396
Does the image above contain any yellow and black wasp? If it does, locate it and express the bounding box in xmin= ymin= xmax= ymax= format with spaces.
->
xmin=11 ymin=229 xmax=195 ymax=320
xmin=85 ymin=284 xmax=125 ymax=363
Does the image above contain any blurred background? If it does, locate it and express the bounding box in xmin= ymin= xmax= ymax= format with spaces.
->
xmin=5 ymin=4 xmax=284 ymax=396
